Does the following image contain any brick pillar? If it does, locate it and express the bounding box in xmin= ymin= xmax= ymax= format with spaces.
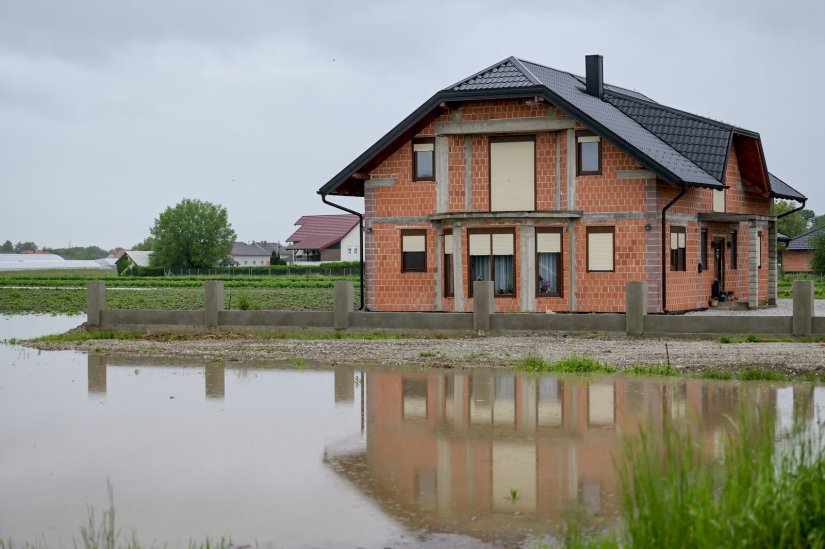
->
xmin=204 ymin=280 xmax=224 ymax=329
xmin=334 ymin=280 xmax=354 ymax=330
xmin=792 ymin=280 xmax=814 ymax=337
xmin=626 ymin=281 xmax=647 ymax=336
xmin=87 ymin=281 xmax=107 ymax=328
xmin=473 ymin=281 xmax=494 ymax=332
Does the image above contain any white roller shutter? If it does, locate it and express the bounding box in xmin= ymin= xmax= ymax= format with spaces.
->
xmin=469 ymin=233 xmax=491 ymax=256
xmin=588 ymin=231 xmax=614 ymax=271
xmin=713 ymin=189 xmax=725 ymax=212
xmin=492 ymin=233 xmax=514 ymax=256
xmin=402 ymin=234 xmax=426 ymax=252
xmin=490 ymin=140 xmax=535 ymax=212
xmin=413 ymin=141 xmax=434 ymax=152
xmin=537 ymin=231 xmax=561 ymax=253
xmin=443 ymin=234 xmax=453 ymax=255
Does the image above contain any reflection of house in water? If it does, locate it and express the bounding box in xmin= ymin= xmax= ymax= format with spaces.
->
xmin=85 ymin=355 xmax=227 ymax=400
xmin=326 ymin=371 xmax=796 ymax=542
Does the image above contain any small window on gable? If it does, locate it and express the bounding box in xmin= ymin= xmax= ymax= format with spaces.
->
xmin=413 ymin=138 xmax=435 ymax=181
xmin=587 ymin=227 xmax=614 ymax=272
xmin=401 ymin=229 xmax=427 ymax=272
xmin=712 ymin=188 xmax=726 ymax=213
xmin=576 ymin=132 xmax=601 ymax=176
xmin=670 ymin=226 xmax=686 ymax=272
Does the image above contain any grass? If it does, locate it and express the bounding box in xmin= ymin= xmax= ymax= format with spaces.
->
xmin=719 ymin=333 xmax=825 ymax=344
xmin=579 ymin=409 xmax=825 ymax=548
xmin=33 ymin=331 xmax=142 ymax=343
xmin=777 ymin=273 xmax=825 ymax=299
xmin=515 ymin=354 xmax=616 ymax=374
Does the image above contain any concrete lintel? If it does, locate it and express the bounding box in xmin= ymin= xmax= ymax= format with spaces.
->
xmin=617 ymin=170 xmax=657 ymax=180
xmin=370 ymin=216 xmax=430 ymax=225
xmin=698 ymin=213 xmax=775 ymax=223
xmin=429 ymin=211 xmax=582 ymax=224
xmin=365 ymin=178 xmax=396 ymax=189
xmin=436 ymin=116 xmax=575 ymax=136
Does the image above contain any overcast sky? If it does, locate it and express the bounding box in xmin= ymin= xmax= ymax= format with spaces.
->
xmin=1 ymin=0 xmax=823 ymax=251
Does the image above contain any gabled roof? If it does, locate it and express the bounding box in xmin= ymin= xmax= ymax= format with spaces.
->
xmin=286 ymin=214 xmax=360 ymax=251
xmin=768 ymin=173 xmax=806 ymax=201
xmin=319 ymin=56 xmax=806 ymax=204
xmin=122 ymin=250 xmax=153 ymax=267
xmin=787 ymin=226 xmax=825 ymax=251
xmin=231 ymin=241 xmax=283 ymax=256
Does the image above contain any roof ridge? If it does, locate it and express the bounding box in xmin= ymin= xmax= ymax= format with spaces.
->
xmin=509 ymin=56 xmax=541 ymax=86
xmin=790 ymin=225 xmax=825 ymax=241
xmin=605 ymin=89 xmax=735 ymax=131
xmin=444 ymin=56 xmax=534 ymax=91
xmin=517 ymin=57 xmax=655 ymax=102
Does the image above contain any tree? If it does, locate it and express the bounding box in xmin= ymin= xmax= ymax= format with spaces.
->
xmin=13 ymin=241 xmax=38 ymax=253
xmin=132 ymin=236 xmax=156 ymax=251
xmin=814 ymin=214 xmax=825 ymax=230
xmin=270 ymin=250 xmax=285 ymax=265
xmin=149 ymin=199 xmax=236 ymax=268
xmin=773 ymin=200 xmax=813 ymax=238
xmin=812 ymin=233 xmax=825 ymax=276
xmin=0 ymin=240 xmax=12 ymax=253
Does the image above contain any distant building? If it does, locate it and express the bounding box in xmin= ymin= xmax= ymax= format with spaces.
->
xmin=783 ymin=227 xmax=825 ymax=273
xmin=228 ymin=241 xmax=289 ymax=266
xmin=116 ymin=250 xmax=153 ymax=274
xmin=287 ymin=214 xmax=361 ymax=265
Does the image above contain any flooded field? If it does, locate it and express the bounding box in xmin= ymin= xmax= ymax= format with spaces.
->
xmin=1 ymin=316 xmax=824 ymax=547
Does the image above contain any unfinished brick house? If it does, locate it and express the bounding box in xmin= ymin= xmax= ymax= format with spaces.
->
xmin=318 ymin=55 xmax=806 ymax=312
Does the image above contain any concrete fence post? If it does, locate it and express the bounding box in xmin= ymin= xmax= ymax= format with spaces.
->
xmin=334 ymin=280 xmax=354 ymax=330
xmin=626 ymin=281 xmax=647 ymax=336
xmin=473 ymin=281 xmax=494 ymax=333
xmin=204 ymin=280 xmax=224 ymax=330
xmin=87 ymin=281 xmax=107 ymax=328
xmin=792 ymin=280 xmax=814 ymax=337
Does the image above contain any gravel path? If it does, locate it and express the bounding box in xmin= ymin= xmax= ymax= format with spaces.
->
xmin=28 ymin=330 xmax=825 ymax=375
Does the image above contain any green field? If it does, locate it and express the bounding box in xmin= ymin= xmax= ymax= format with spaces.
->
xmin=777 ymin=274 xmax=825 ymax=298
xmin=0 ymin=270 xmax=359 ymax=314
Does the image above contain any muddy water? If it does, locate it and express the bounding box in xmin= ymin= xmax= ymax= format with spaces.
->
xmin=1 ymin=316 xmax=824 ymax=548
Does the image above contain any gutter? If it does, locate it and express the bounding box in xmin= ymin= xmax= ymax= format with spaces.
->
xmin=661 ymin=187 xmax=687 ymax=313
xmin=776 ymin=198 xmax=807 ymax=219
xmin=321 ymin=194 xmax=365 ymax=311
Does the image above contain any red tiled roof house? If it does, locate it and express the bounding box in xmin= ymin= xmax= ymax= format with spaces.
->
xmin=287 ymin=214 xmax=361 ymax=264
xmin=318 ymin=56 xmax=806 ymax=312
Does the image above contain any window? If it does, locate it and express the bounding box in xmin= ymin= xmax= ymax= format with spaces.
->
xmin=489 ymin=136 xmax=535 ymax=212
xmin=712 ymin=188 xmax=725 ymax=213
xmin=576 ymin=131 xmax=601 ymax=176
xmin=469 ymin=230 xmax=515 ymax=296
xmin=730 ymin=230 xmax=738 ymax=269
xmin=700 ymin=229 xmax=708 ymax=271
xmin=586 ymin=227 xmax=614 ymax=272
xmin=670 ymin=226 xmax=686 ymax=271
xmin=412 ymin=138 xmax=435 ymax=181
xmin=758 ymin=231 xmax=762 ymax=269
xmin=443 ymin=231 xmax=454 ymax=297
xmin=401 ymin=229 xmax=427 ymax=272
xmin=536 ymin=228 xmax=562 ymax=297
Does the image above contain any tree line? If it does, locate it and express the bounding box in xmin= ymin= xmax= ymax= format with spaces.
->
xmin=1 ymin=240 xmax=110 ymax=260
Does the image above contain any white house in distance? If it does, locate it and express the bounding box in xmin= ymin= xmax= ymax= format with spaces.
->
xmin=228 ymin=241 xmax=288 ymax=266
xmin=287 ymin=214 xmax=361 ymax=265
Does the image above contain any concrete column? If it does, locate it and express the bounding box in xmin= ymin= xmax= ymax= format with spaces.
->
xmin=792 ymin=280 xmax=814 ymax=337
xmin=566 ymin=129 xmax=577 ymax=210
xmin=473 ymin=281 xmax=494 ymax=332
xmin=334 ymin=280 xmax=354 ymax=330
xmin=204 ymin=280 xmax=224 ymax=329
xmin=748 ymin=221 xmax=759 ymax=310
xmin=626 ymin=281 xmax=647 ymax=336
xmin=87 ymin=354 xmax=107 ymax=395
xmin=555 ymin=132 xmax=562 ymax=210
xmin=87 ymin=281 xmax=107 ymax=328
xmin=768 ymin=221 xmax=777 ymax=306
xmin=435 ymin=136 xmax=449 ymax=213
xmin=520 ymin=222 xmax=536 ymax=312
xmin=453 ymin=223 xmax=465 ymax=312
xmin=435 ymin=230 xmax=443 ymax=311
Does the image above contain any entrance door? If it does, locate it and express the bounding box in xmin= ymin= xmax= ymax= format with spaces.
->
xmin=712 ymin=239 xmax=725 ymax=295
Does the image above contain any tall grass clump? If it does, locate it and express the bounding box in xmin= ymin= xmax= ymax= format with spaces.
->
xmin=515 ymin=354 xmax=615 ymax=374
xmin=607 ymin=411 xmax=825 ymax=548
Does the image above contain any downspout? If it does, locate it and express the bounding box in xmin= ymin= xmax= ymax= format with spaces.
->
xmin=321 ymin=194 xmax=365 ymax=311
xmin=661 ymin=186 xmax=687 ymax=313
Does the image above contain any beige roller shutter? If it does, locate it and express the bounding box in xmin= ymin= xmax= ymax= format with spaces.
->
xmin=413 ymin=142 xmax=434 ymax=152
xmin=588 ymin=383 xmax=614 ymax=425
xmin=443 ymin=234 xmax=453 ymax=255
xmin=402 ymin=234 xmax=426 ymax=253
xmin=490 ymin=140 xmax=535 ymax=212
xmin=678 ymin=232 xmax=686 ymax=248
xmin=588 ymin=231 xmax=614 ymax=271
xmin=577 ymin=135 xmax=601 ymax=143
xmin=469 ymin=233 xmax=491 ymax=256
xmin=537 ymin=231 xmax=561 ymax=253
xmin=492 ymin=233 xmax=514 ymax=256
xmin=713 ymin=189 xmax=725 ymax=212
xmin=670 ymin=232 xmax=679 ymax=250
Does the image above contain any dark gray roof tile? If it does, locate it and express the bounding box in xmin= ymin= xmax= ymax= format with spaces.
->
xmin=451 ymin=59 xmax=533 ymax=91
xmin=769 ymin=172 xmax=806 ymax=201
xmin=787 ymin=226 xmax=825 ymax=250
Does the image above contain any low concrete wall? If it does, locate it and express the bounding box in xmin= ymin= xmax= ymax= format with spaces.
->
xmin=219 ymin=310 xmax=333 ymax=328
xmin=491 ymin=313 xmax=625 ymax=333
xmin=101 ymin=310 xmax=204 ymax=327
xmin=644 ymin=315 xmax=792 ymax=336
xmin=88 ymin=280 xmax=822 ymax=338
xmin=349 ymin=311 xmax=473 ymax=331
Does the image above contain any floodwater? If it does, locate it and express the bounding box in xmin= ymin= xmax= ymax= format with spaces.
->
xmin=1 ymin=316 xmax=824 ymax=548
